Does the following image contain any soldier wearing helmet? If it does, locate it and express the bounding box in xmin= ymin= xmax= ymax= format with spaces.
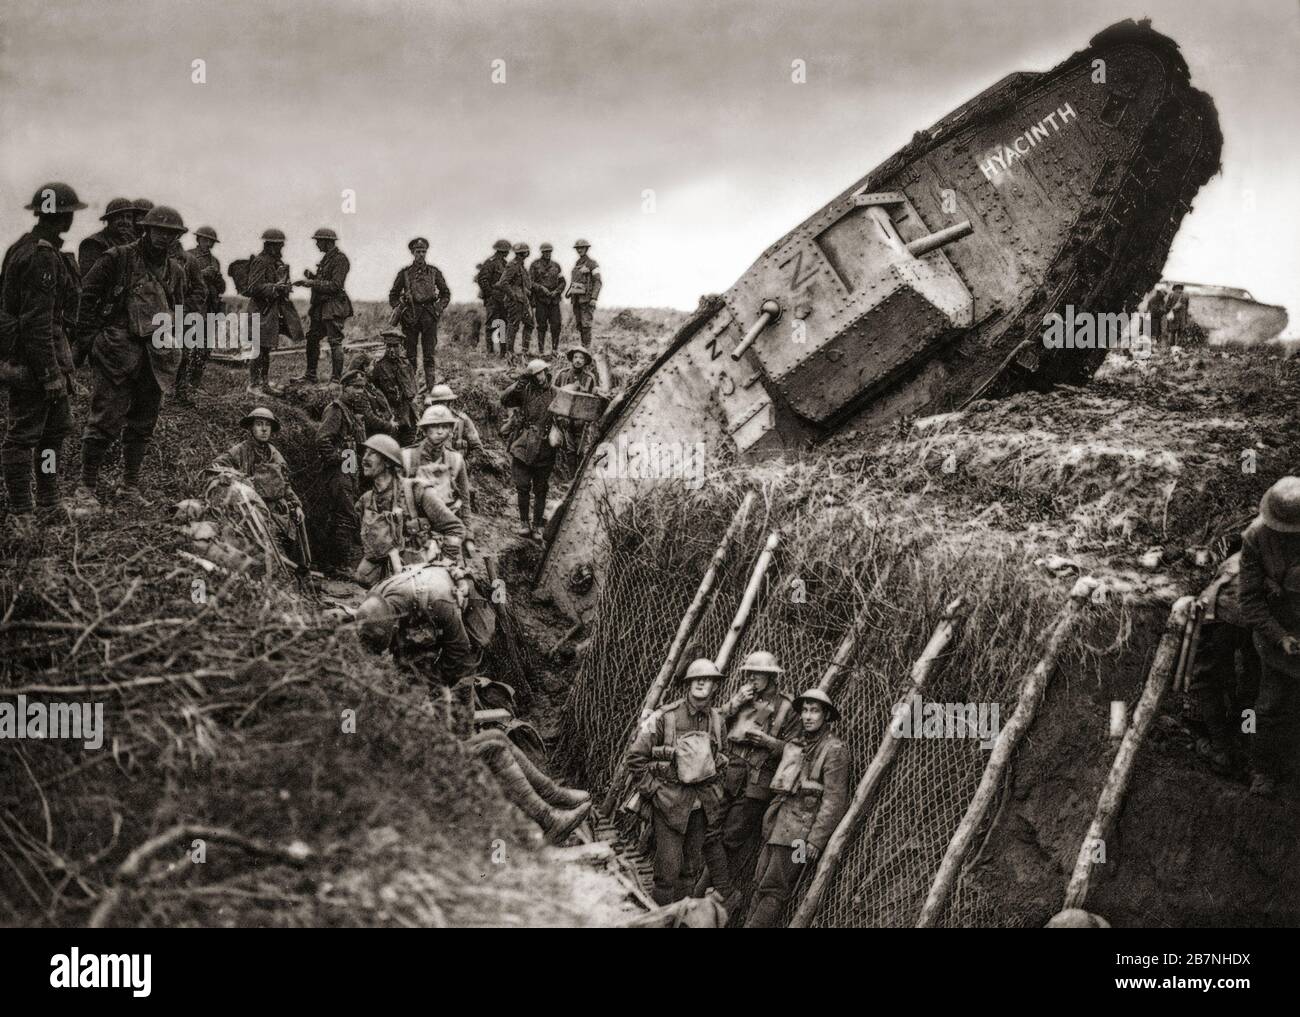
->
xmin=209 ymin=406 xmax=306 ymax=562
xmin=493 ymin=242 xmax=534 ymax=357
xmin=475 ymin=240 xmax=512 ymax=357
xmin=551 ymin=342 xmax=600 ymax=479
xmin=744 ymin=687 xmax=850 ymax=928
xmin=388 ymin=237 xmax=450 ymax=385
xmin=77 ymin=197 xmax=137 ymax=278
xmin=353 ymin=432 xmax=466 ymax=585
xmin=409 ymin=403 xmax=471 ymax=519
xmin=296 ymin=228 xmax=354 ymax=383
xmin=500 ymin=357 xmax=557 ymax=539
xmin=0 ymin=183 xmax=86 ymax=526
xmin=245 ymin=227 xmax=303 ymax=392
xmin=423 ymin=383 xmax=491 ymax=463
xmin=72 ymin=202 xmax=191 ymax=514
xmin=174 ymin=226 xmax=226 ymax=403
xmin=313 ymin=369 xmax=369 ymax=577
xmin=719 ymin=651 xmax=799 ymax=894
xmin=368 ymin=329 xmax=417 ymax=444
xmin=566 ymin=239 xmax=601 ymax=348
xmin=528 ymin=242 xmax=566 ymax=355
xmin=130 ymin=199 xmax=154 ymax=235
xmin=626 ymin=657 xmax=735 ymax=906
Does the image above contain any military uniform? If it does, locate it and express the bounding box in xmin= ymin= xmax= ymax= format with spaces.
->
xmin=246 ymin=250 xmax=303 ymax=388
xmin=364 ymin=563 xmax=479 ymax=686
xmin=354 ymin=474 xmax=466 ymax=586
xmin=78 ymin=222 xmax=135 ymax=280
xmin=315 ymin=396 xmax=366 ymax=574
xmin=389 ymin=262 xmax=449 ymax=382
xmin=1146 ymin=289 xmax=1166 ymax=342
xmin=552 ymin=359 xmax=597 ymax=477
xmin=449 ymin=409 xmax=486 ymax=460
xmin=1 ymin=227 xmax=79 ymax=514
xmin=501 ymin=374 xmax=557 ymax=530
xmin=627 ymin=696 xmax=733 ymax=906
xmin=476 ymin=253 xmax=510 ymax=358
xmin=1189 ymin=552 xmax=1261 ymax=763
xmin=211 ymin=437 xmax=304 ymax=559
xmin=567 ymin=252 xmax=601 ymax=347
xmin=371 ymin=346 xmax=419 ymax=444
xmin=304 ymin=247 xmax=353 ymax=381
xmin=744 ymin=727 xmax=849 ymax=928
xmin=176 ymin=245 xmax=226 ymax=396
xmin=494 ymin=257 xmax=532 ymax=356
xmin=408 ymin=440 xmax=471 ymax=517
xmin=1168 ymin=289 xmax=1190 ymax=344
xmin=720 ymin=683 xmax=798 ymax=880
xmin=76 ymin=237 xmax=190 ymax=494
xmin=529 ymin=258 xmax=565 ymax=354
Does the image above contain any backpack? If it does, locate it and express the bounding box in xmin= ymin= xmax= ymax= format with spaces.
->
xmin=228 ymin=255 xmax=254 ymax=296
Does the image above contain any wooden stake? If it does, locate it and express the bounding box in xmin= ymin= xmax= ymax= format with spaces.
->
xmin=1062 ymin=594 xmax=1193 ymax=911
xmin=790 ymin=597 xmax=967 ymax=928
xmin=713 ymin=531 xmax=781 ymax=672
xmin=916 ymin=577 xmax=1098 ymax=928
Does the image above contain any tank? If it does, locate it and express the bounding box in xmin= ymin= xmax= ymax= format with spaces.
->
xmin=1145 ymin=282 xmax=1289 ymax=346
xmin=538 ymin=18 xmax=1222 ymax=623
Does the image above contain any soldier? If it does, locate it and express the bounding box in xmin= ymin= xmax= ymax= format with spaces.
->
xmin=566 ymin=239 xmax=601 ymax=347
xmin=1238 ymin=476 xmax=1300 ymax=796
xmin=529 ymin=242 xmax=565 ymax=355
xmin=744 ymin=687 xmax=850 ymax=928
xmin=409 ymin=404 xmax=472 ymax=519
xmin=1146 ymin=286 xmax=1166 ymax=343
xmin=353 ymin=433 xmax=466 ymax=586
xmin=210 ymin=407 xmax=305 ymax=562
xmin=475 ymin=239 xmax=511 ymax=358
xmin=72 ymin=204 xmax=191 ymax=513
xmin=1188 ymin=551 xmax=1261 ymax=774
xmin=370 ymin=329 xmax=418 ymax=444
xmin=130 ymin=199 xmax=154 ymax=236
xmin=77 ymin=197 xmax=137 ymax=278
xmin=423 ymin=383 xmax=491 ymax=465
xmin=1 ymin=183 xmax=85 ymax=528
xmin=719 ymin=651 xmax=798 ymax=890
xmin=501 ymin=358 xmax=557 ymax=539
xmin=493 ymin=242 xmax=533 ymax=357
xmin=1167 ymin=283 xmax=1190 ymax=345
xmin=314 ymin=369 xmax=368 ymax=577
xmin=295 ymin=227 xmax=353 ymax=383
xmin=246 ymin=228 xmax=303 ymax=393
xmin=175 ymin=225 xmax=226 ymax=404
xmin=388 ymin=237 xmax=450 ymax=385
xmin=552 ymin=343 xmax=599 ymax=478
xmin=626 ymin=657 xmax=735 ymax=906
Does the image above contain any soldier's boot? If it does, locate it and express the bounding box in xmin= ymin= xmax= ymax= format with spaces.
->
xmin=72 ymin=438 xmax=108 ymax=518
xmin=34 ymin=441 xmax=64 ymax=517
xmin=515 ymin=490 xmax=531 ymax=538
xmin=423 ymin=354 xmax=437 ymax=388
xmin=2 ymin=449 xmax=35 ymax=517
xmin=472 ymin=735 xmax=591 ymax=844
xmin=117 ymin=442 xmax=150 ymax=506
xmin=329 ymin=343 xmax=344 ymax=383
xmin=509 ymin=740 xmax=591 ymax=808
xmin=302 ymin=335 xmax=320 ymax=382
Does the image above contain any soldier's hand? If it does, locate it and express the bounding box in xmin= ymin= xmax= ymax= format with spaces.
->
xmin=738 ymin=682 xmax=756 ymax=704
xmin=1283 ymin=635 xmax=1300 ymax=657
xmin=292 ymin=506 xmax=305 ymax=524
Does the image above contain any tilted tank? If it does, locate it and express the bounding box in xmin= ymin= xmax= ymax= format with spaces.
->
xmin=538 ymin=19 xmax=1222 ymax=623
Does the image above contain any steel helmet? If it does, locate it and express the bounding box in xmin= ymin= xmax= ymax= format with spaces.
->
xmin=355 ymin=595 xmax=399 ymax=650
xmin=492 ymin=239 xmax=512 ymax=253
xmin=312 ymin=227 xmax=338 ymax=241
xmin=683 ymin=658 xmax=723 ymax=681
xmin=539 ymin=242 xmax=554 ymax=252
xmin=340 ymin=368 xmax=367 ymax=387
xmin=523 ymin=358 xmax=549 ymax=378
xmin=513 ymin=242 xmax=530 ymax=255
xmin=741 ymin=650 xmax=783 ymax=674
xmin=380 ymin=328 xmax=406 ymax=345
xmin=133 ymin=199 xmax=154 ymax=213
xmin=240 ymin=406 xmax=280 ymax=432
xmin=408 ymin=236 xmax=430 ymax=251
xmin=563 ymin=343 xmax=590 ymax=360
xmin=418 ymin=404 xmax=457 ymax=428
xmin=101 ymin=197 xmax=135 ymax=221
xmin=573 ymin=238 xmax=591 ymax=249
xmin=194 ymin=225 xmax=220 ymax=242
xmin=363 ymin=434 xmax=403 ymax=469
xmin=24 ymin=182 xmax=88 ymax=213
xmin=1260 ymin=476 xmax=1300 ymax=534
xmin=793 ymin=688 xmax=840 ymax=722
xmin=139 ymin=205 xmax=187 ymax=233
xmin=261 ymin=228 xmax=286 ymax=243
xmin=426 ymin=383 xmax=456 ymax=404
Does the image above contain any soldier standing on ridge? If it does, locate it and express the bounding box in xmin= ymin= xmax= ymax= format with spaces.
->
xmin=476 ymin=239 xmax=511 ymax=358
xmin=1167 ymin=283 xmax=1189 ymax=345
xmin=297 ymin=227 xmax=354 ymax=383
xmin=494 ymin=242 xmax=532 ymax=357
xmin=1 ymin=183 xmax=85 ymax=529
xmin=388 ymin=238 xmax=449 ymax=387
xmin=72 ymin=205 xmax=191 ymax=514
xmin=529 ymin=242 xmax=565 ymax=355
xmin=77 ymin=197 xmax=137 ymax=278
xmin=567 ymin=239 xmax=601 ymax=348
xmin=175 ymin=225 xmax=226 ymax=404
xmin=246 ymin=228 xmax=303 ymax=393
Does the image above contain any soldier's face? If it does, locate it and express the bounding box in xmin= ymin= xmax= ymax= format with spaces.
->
xmin=424 ymin=424 xmax=453 ymax=446
xmin=250 ymin=420 xmax=273 ymax=443
xmin=746 ymin=670 xmax=771 ymax=694
xmin=576 ymin=246 xmax=589 ymax=257
xmin=540 ymin=252 xmax=551 ymax=262
xmin=801 ymin=703 xmax=826 ymax=734
xmin=689 ymin=677 xmax=716 ymax=703
xmin=361 ymin=449 xmax=386 ymax=477
xmin=266 ymin=242 xmax=284 ymax=258
xmin=570 ymin=353 xmax=588 ymax=370
xmin=411 ymin=247 xmax=427 ymax=262
xmin=146 ymin=227 xmax=172 ymax=252
xmin=315 ymin=239 xmax=330 ymax=252
xmin=196 ymin=237 xmax=214 ymax=253
xmin=108 ymin=213 xmax=134 ymax=234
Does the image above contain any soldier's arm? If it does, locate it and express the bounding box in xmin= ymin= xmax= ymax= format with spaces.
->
xmin=433 ymin=268 xmax=450 ymax=312
xmin=315 ymin=253 xmax=348 ymax=295
xmin=182 ymin=257 xmax=205 ymax=314
xmin=211 ymin=442 xmax=242 ymax=473
xmin=626 ymin=711 xmax=665 ymax=786
xmin=316 ymin=404 xmax=342 ymax=460
xmin=461 ymin=416 xmax=486 ymax=458
xmin=552 ymin=270 xmax=566 ymax=300
xmin=18 ymin=245 xmax=62 ymax=384
xmin=269 ymin=447 xmax=305 ymax=511
xmin=500 ymin=381 xmax=523 ymax=408
xmin=388 ymin=269 xmax=406 ymax=308
xmin=246 ymin=258 xmax=278 ymax=301
xmin=77 ymin=238 xmax=102 ymax=279
xmin=1239 ymin=526 xmax=1289 ymax=649
xmin=588 ymin=261 xmax=602 ymax=302
xmin=205 ymin=258 xmax=227 ymax=297
xmin=452 ymin=457 xmax=472 ymax=507
xmin=418 ymin=488 xmax=467 ymax=551
xmin=806 ymin=742 xmax=851 ymax=853
xmin=75 ymin=247 xmax=119 ymax=339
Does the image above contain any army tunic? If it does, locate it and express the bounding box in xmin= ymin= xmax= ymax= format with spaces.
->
xmin=408 ymin=440 xmax=471 ymax=515
xmin=529 ymin=259 xmax=565 ymax=352
xmin=211 ymin=438 xmax=303 ymax=552
xmin=315 ymin=397 xmax=366 ymax=571
xmin=567 ymin=254 xmax=601 ymax=346
xmin=551 ymin=362 xmax=597 ymax=473
xmin=366 ymin=563 xmax=479 ymax=685
xmin=78 ymin=223 xmax=134 ymax=279
xmin=305 ymin=247 xmax=354 ymax=379
xmin=246 ymin=250 xmax=303 ymax=384
xmin=371 ymin=349 xmax=418 ymax=441
xmin=390 ymin=262 xmax=449 ymax=381
xmin=353 ymin=473 xmax=466 ymax=585
xmin=476 ymin=254 xmax=510 ymax=356
xmin=493 ymin=258 xmax=532 ymax=354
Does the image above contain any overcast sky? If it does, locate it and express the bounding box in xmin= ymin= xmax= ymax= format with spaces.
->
xmin=1 ymin=0 xmax=1296 ymax=328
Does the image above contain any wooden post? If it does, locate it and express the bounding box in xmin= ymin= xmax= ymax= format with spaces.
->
xmin=916 ymin=577 xmax=1098 ymax=928
xmin=713 ymin=531 xmax=781 ymax=672
xmin=789 ymin=596 xmax=967 ymax=928
xmin=599 ymin=492 xmax=755 ymax=814
xmin=816 ymin=610 xmax=875 ymax=695
xmin=1062 ymin=594 xmax=1193 ymax=910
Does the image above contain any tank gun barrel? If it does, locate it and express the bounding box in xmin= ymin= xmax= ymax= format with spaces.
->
xmin=906 ymin=220 xmax=973 ymax=258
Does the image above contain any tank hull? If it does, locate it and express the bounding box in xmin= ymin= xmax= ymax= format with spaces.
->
xmin=539 ymin=20 xmax=1222 ymax=623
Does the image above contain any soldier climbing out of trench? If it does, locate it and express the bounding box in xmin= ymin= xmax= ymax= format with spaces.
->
xmin=1238 ymin=476 xmax=1300 ymax=797
xmin=744 ymin=688 xmax=849 ymax=928
xmin=626 ymin=658 xmax=735 ymax=907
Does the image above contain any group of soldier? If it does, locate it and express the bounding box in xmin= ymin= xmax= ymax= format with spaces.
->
xmin=474 ymin=238 xmax=602 ymax=358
